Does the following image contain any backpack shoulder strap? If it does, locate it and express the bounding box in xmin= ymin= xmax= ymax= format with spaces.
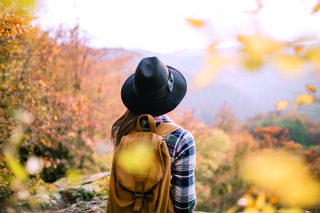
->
xmin=135 ymin=114 xmax=156 ymax=133
xmin=156 ymin=122 xmax=181 ymax=137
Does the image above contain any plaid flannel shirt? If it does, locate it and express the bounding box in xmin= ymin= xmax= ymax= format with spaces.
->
xmin=144 ymin=115 xmax=196 ymax=213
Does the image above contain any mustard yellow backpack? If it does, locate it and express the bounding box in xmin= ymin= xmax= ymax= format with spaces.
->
xmin=107 ymin=114 xmax=180 ymax=213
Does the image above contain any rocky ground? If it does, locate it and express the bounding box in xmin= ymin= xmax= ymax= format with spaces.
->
xmin=52 ymin=172 xmax=108 ymax=213
xmin=3 ymin=172 xmax=109 ymax=213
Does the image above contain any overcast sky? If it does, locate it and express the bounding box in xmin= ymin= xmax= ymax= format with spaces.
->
xmin=36 ymin=0 xmax=320 ymax=53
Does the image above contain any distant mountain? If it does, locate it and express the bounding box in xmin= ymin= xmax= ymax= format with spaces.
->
xmin=131 ymin=48 xmax=320 ymax=123
xmin=182 ymin=82 xmax=265 ymax=123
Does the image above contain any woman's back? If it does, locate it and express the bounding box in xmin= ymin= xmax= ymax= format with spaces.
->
xmin=108 ymin=57 xmax=196 ymax=213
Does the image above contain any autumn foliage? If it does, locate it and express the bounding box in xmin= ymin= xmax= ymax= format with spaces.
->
xmin=0 ymin=2 xmax=138 ymax=206
xmin=1 ymin=0 xmax=320 ymax=212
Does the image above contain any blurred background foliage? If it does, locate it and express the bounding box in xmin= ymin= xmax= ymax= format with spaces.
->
xmin=1 ymin=0 xmax=320 ymax=212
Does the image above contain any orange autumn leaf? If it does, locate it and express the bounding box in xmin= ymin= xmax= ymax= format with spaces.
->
xmin=186 ymin=18 xmax=206 ymax=28
xmin=268 ymin=195 xmax=279 ymax=204
xmin=306 ymin=84 xmax=316 ymax=93
xmin=41 ymin=139 xmax=46 ymax=145
xmin=294 ymin=46 xmax=303 ymax=55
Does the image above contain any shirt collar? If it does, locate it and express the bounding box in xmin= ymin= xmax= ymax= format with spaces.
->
xmin=153 ymin=115 xmax=173 ymax=124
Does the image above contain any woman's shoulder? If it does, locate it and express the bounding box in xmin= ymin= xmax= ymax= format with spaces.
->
xmin=173 ymin=126 xmax=194 ymax=140
xmin=166 ymin=123 xmax=195 ymax=152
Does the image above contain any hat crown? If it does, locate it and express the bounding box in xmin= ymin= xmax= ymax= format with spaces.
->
xmin=121 ymin=56 xmax=187 ymax=116
xmin=134 ymin=57 xmax=169 ymax=90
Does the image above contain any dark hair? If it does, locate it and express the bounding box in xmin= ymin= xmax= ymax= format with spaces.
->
xmin=111 ymin=110 xmax=139 ymax=148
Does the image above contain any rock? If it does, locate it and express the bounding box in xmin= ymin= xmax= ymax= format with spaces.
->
xmin=56 ymin=197 xmax=107 ymax=213
xmin=50 ymin=172 xmax=109 ymax=211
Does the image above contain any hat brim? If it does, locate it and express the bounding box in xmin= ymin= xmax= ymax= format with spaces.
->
xmin=121 ymin=66 xmax=187 ymax=116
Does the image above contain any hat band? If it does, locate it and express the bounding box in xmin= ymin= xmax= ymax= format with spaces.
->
xmin=133 ymin=71 xmax=174 ymax=100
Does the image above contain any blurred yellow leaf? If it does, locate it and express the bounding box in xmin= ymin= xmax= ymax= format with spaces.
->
xmin=1 ymin=0 xmax=36 ymax=10
xmin=4 ymin=150 xmax=28 ymax=181
xmin=279 ymin=208 xmax=304 ymax=213
xmin=274 ymin=54 xmax=304 ymax=74
xmin=312 ymin=1 xmax=320 ymax=14
xmin=17 ymin=0 xmax=37 ymax=8
xmin=255 ymin=191 xmax=265 ymax=209
xmin=263 ymin=204 xmax=275 ymax=213
xmin=225 ymin=206 xmax=238 ymax=213
xmin=241 ymin=149 xmax=320 ymax=208
xmin=238 ymin=33 xmax=283 ymax=61
xmin=295 ymin=94 xmax=314 ymax=106
xmin=306 ymin=84 xmax=316 ymax=93
xmin=275 ymin=100 xmax=289 ymax=111
xmin=117 ymin=142 xmax=154 ymax=176
xmin=306 ymin=48 xmax=320 ymax=68
xmin=243 ymin=56 xmax=263 ymax=70
xmin=243 ymin=208 xmax=259 ymax=213
xmin=186 ymin=18 xmax=206 ymax=28
xmin=192 ymin=42 xmax=226 ymax=90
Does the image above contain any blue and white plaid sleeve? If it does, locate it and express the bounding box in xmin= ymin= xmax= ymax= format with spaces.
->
xmin=167 ymin=129 xmax=196 ymax=213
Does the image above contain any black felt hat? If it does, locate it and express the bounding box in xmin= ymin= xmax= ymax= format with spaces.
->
xmin=121 ymin=56 xmax=187 ymax=116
